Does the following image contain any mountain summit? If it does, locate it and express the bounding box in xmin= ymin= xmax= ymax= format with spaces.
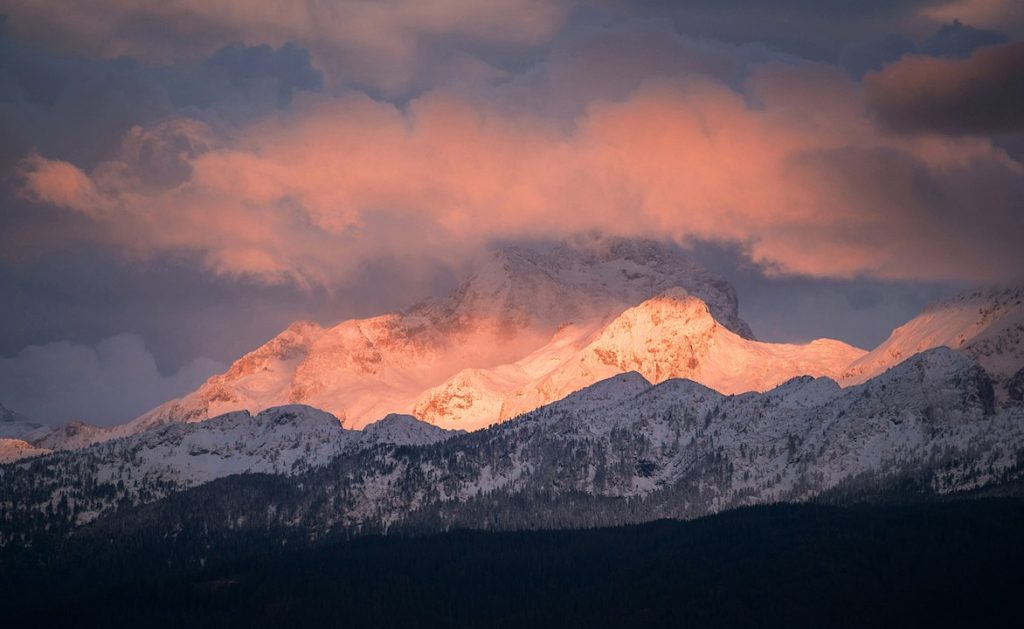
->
xmin=124 ymin=235 xmax=762 ymax=433
xmin=414 ymin=288 xmax=865 ymax=429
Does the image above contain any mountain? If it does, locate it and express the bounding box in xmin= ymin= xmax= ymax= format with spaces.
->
xmin=107 ymin=235 xmax=760 ymax=438
xmin=30 ymin=420 xmax=106 ymax=451
xmin=0 ymin=439 xmax=50 ymax=464
xmin=0 ymin=404 xmax=52 ymax=463
xmin=107 ymin=235 xmax=868 ymax=439
xmin=23 ymin=257 xmax=1024 ymax=452
xmin=0 ymin=405 xmax=456 ymax=539
xmin=6 ymin=347 xmax=1021 ymax=545
xmin=0 ymin=403 xmax=50 ymax=443
xmin=842 ymin=286 xmax=1024 ymax=390
xmin=413 ymin=288 xmax=865 ymax=429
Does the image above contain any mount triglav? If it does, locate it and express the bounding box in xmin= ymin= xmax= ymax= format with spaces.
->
xmin=29 ymin=234 xmax=869 ymax=446
xmin=2 ymin=236 xmax=1023 ymax=548
xmin=128 ymin=234 xmax=766 ymax=434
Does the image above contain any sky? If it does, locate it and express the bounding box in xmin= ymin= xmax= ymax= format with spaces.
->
xmin=1 ymin=0 xmax=1022 ymax=425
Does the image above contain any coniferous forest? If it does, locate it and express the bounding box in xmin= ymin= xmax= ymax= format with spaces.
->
xmin=3 ymin=498 xmax=1023 ymax=628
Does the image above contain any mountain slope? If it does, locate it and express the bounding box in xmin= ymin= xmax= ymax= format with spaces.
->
xmin=414 ymin=288 xmax=865 ymax=429
xmin=0 ymin=403 xmax=50 ymax=443
xmin=10 ymin=502 xmax=1024 ymax=629
xmin=842 ymin=286 xmax=1024 ymax=388
xmin=0 ymin=439 xmax=50 ymax=463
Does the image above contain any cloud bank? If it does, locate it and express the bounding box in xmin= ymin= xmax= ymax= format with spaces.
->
xmin=17 ymin=53 xmax=1024 ymax=283
xmin=0 ymin=334 xmax=223 ymax=426
xmin=0 ymin=0 xmax=571 ymax=94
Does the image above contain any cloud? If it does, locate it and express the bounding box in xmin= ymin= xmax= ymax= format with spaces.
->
xmin=0 ymin=0 xmax=572 ymax=93
xmin=204 ymin=42 xmax=323 ymax=106
xmin=838 ymin=19 xmax=1005 ymax=77
xmin=0 ymin=334 xmax=224 ymax=425
xmin=919 ymin=18 xmax=1006 ymax=57
xmin=866 ymin=41 xmax=1024 ymax=134
xmin=0 ymin=26 xmax=325 ymax=182
xmin=15 ymin=54 xmax=1024 ymax=284
xmin=922 ymin=0 xmax=1024 ymax=37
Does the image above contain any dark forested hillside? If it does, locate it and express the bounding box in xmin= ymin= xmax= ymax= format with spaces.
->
xmin=3 ymin=499 xmax=1023 ymax=628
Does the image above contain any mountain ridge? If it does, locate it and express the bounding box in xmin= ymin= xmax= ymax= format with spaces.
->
xmin=5 ymin=346 xmax=1021 ymax=545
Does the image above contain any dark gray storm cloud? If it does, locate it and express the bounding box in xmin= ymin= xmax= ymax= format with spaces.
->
xmin=866 ymin=41 xmax=1024 ymax=135
xmin=839 ymin=19 xmax=1005 ymax=76
xmin=0 ymin=18 xmax=324 ymax=173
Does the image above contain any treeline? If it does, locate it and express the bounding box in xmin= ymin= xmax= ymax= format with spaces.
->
xmin=3 ymin=499 xmax=1024 ymax=628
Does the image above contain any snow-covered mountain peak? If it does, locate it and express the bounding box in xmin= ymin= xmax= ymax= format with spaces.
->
xmin=921 ymin=285 xmax=1024 ymax=315
xmin=601 ymin=287 xmax=716 ymax=335
xmin=251 ymin=404 xmax=342 ymax=428
xmin=556 ymin=371 xmax=653 ymax=409
xmin=863 ymin=346 xmax=985 ymax=393
xmin=410 ymin=288 xmax=866 ymax=430
xmin=113 ymin=236 xmax=758 ymax=434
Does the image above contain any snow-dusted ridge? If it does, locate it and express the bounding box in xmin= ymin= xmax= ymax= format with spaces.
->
xmin=3 ymin=240 xmax=1023 ymax=543
xmin=0 ymin=405 xmax=458 ymax=533
xmin=4 ymin=347 xmax=1022 ymax=543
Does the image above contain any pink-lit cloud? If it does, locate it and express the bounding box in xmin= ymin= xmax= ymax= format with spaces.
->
xmin=18 ymin=56 xmax=1024 ymax=286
